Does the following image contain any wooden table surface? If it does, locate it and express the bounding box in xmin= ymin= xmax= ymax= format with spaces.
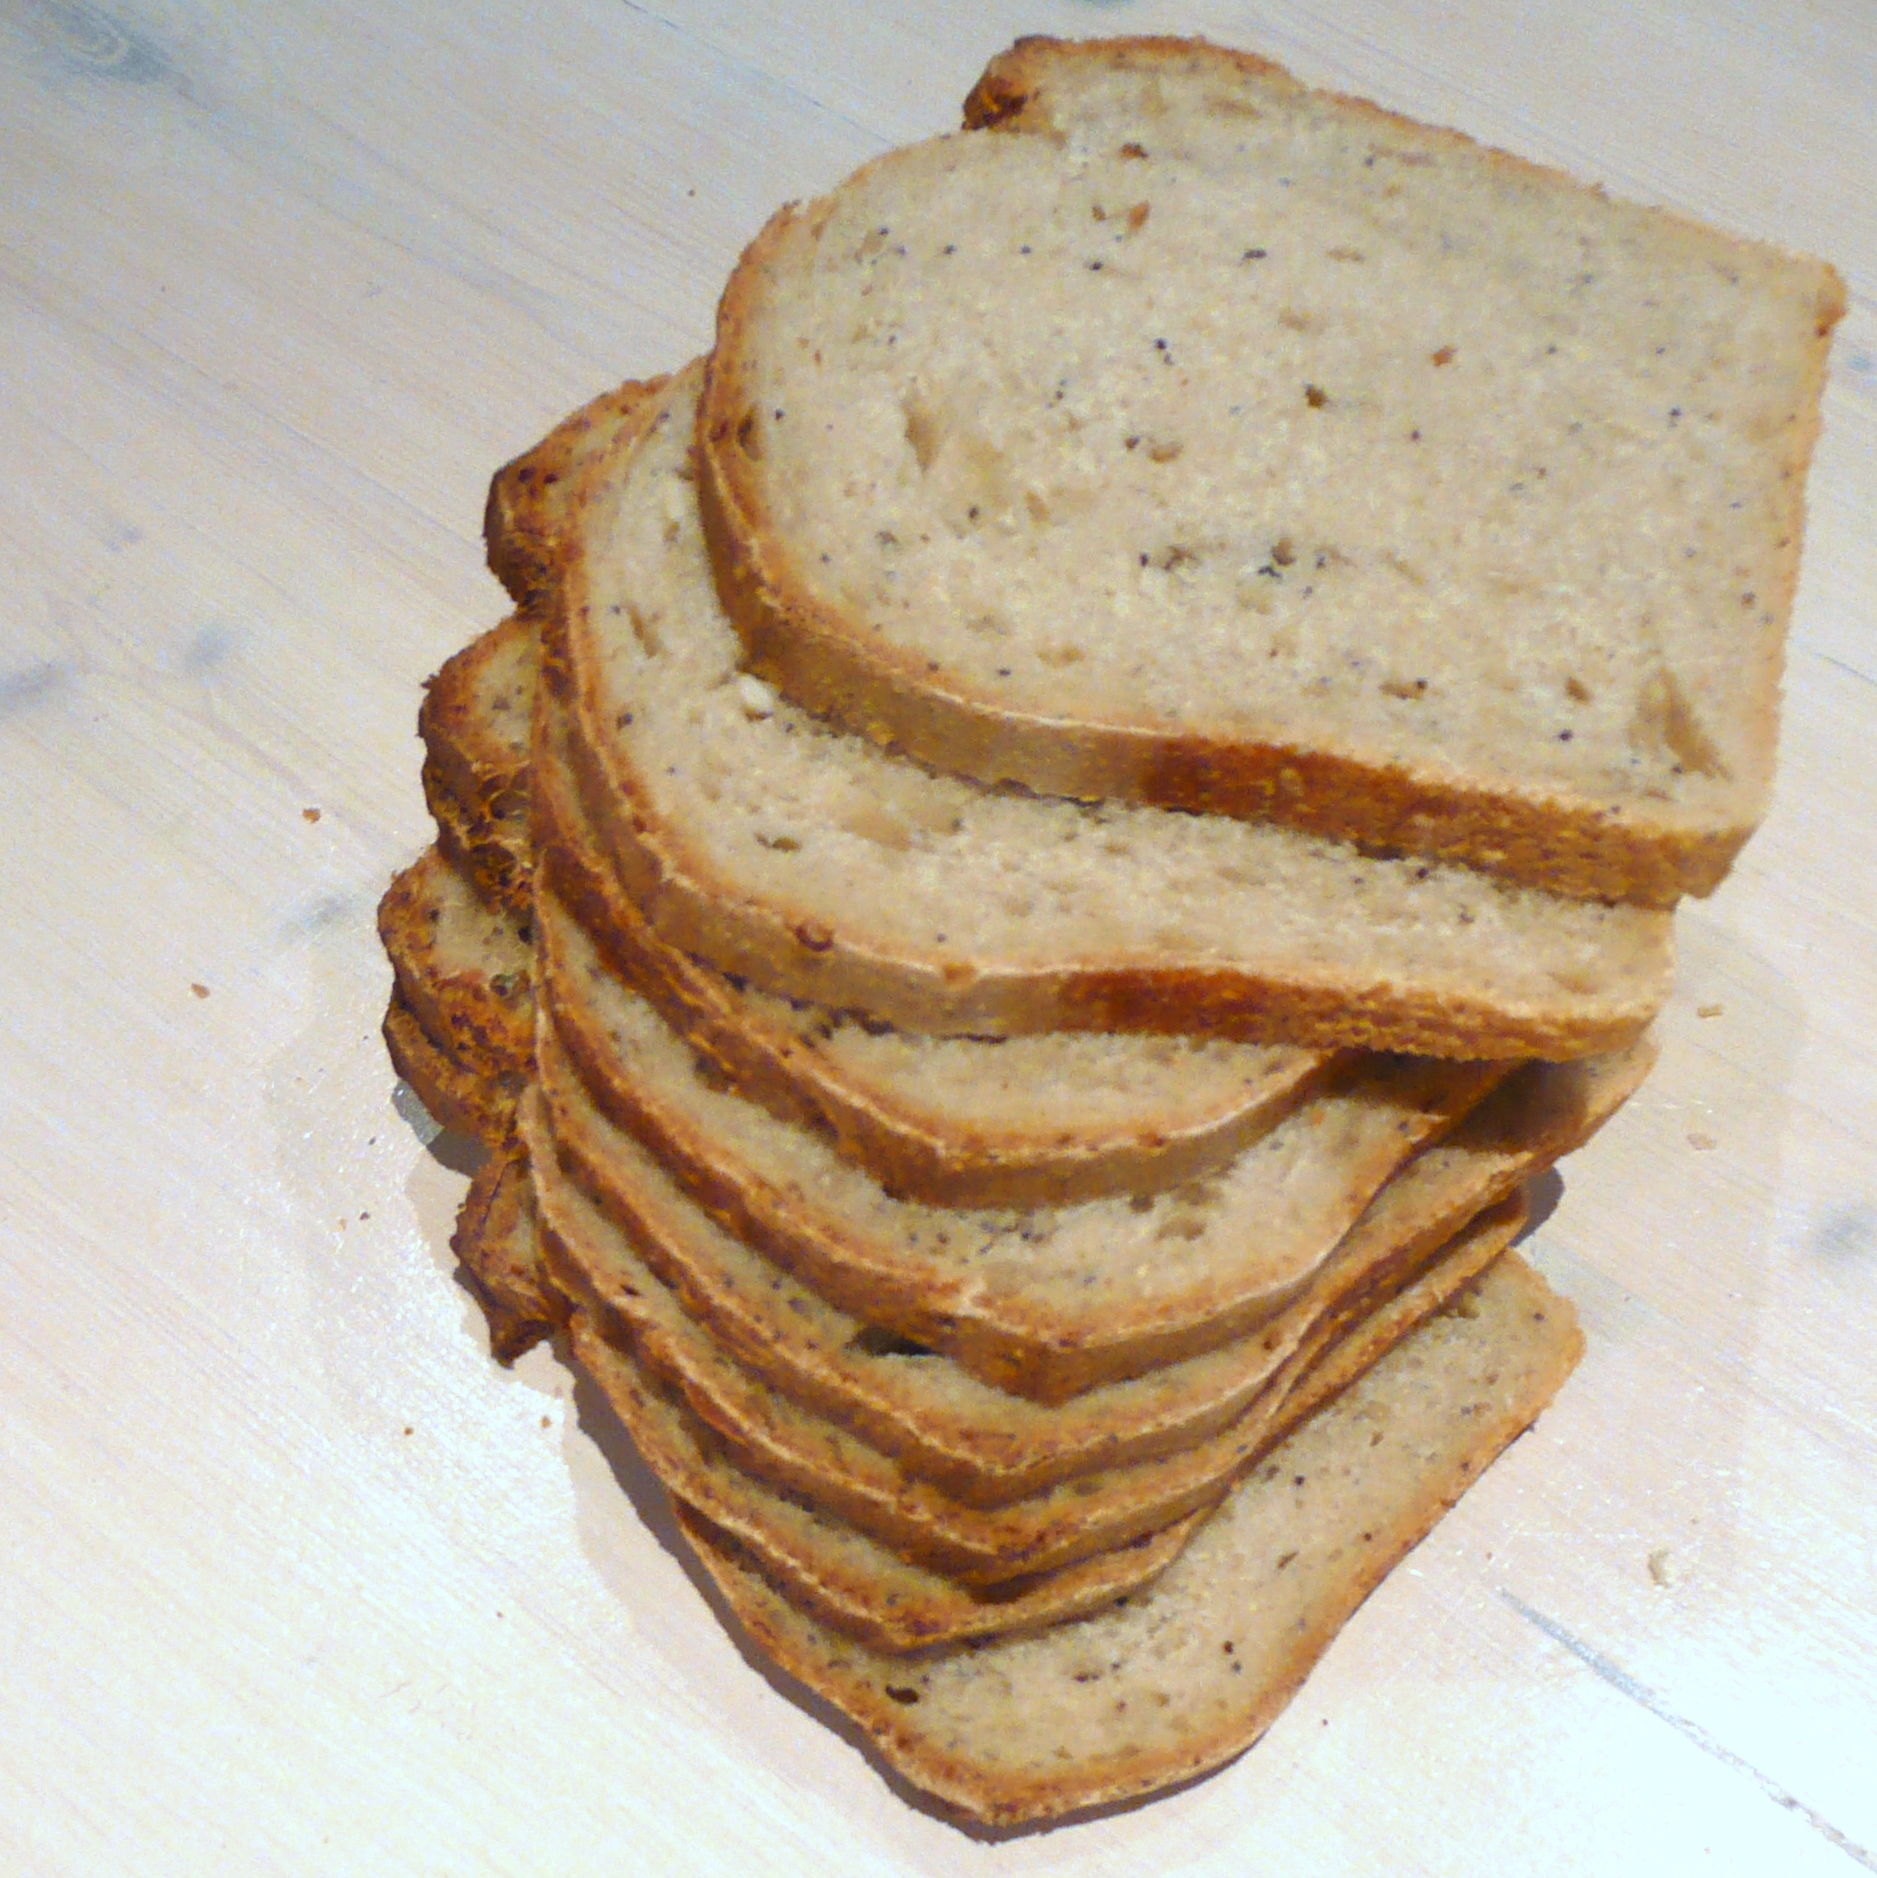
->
xmin=4 ymin=2 xmax=1873 ymax=1871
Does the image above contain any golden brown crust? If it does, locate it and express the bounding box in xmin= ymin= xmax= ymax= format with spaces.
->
xmin=418 ymin=613 xmax=536 ymax=820
xmin=417 ymin=612 xmax=537 ymax=917
xmin=376 ymin=848 xmax=533 ymax=1081
xmin=449 ymin=1145 xmax=562 ymax=1363
xmin=697 ymin=35 xmax=1844 ymax=909
xmin=426 ymin=769 xmax=533 ymax=921
xmin=484 ymin=379 xmax=667 ymax=601
xmin=960 ymin=35 xmax=1300 ymax=133
xmin=381 ymin=986 xmax=520 ymax=1147
xmin=644 ymin=1196 xmax=1518 ymax=1599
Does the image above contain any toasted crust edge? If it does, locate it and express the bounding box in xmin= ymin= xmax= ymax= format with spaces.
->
xmin=382 ymin=985 xmax=520 ymax=1147
xmin=377 ymin=848 xmax=534 ymax=1079
xmin=485 ymin=379 xmax=670 ymax=601
xmin=450 ymin=1144 xmax=564 ymax=1363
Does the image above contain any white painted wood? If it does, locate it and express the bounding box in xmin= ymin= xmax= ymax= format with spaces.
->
xmin=2 ymin=2 xmax=1871 ymax=1870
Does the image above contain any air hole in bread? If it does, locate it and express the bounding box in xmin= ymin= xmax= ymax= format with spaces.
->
xmin=848 ymin=1324 xmax=936 ymax=1358
xmin=902 ymin=393 xmax=940 ymax=472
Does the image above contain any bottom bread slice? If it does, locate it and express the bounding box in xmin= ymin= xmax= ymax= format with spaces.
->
xmin=677 ymin=1250 xmax=1580 ymax=1826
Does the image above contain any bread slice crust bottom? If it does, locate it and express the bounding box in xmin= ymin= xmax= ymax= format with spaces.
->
xmin=699 ymin=35 xmax=1843 ymax=906
xmin=677 ymin=1249 xmax=1582 ymax=1826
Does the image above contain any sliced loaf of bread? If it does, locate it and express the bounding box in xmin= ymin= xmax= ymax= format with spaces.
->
xmin=530 ymin=1037 xmax=1648 ymax=1501
xmin=679 ymin=1246 xmax=1582 ymax=1823
xmin=561 ymin=362 xmax=1674 ymax=1058
xmin=537 ymin=888 xmax=1509 ymax=1400
xmin=699 ymin=35 xmax=1843 ymax=905
xmin=534 ymin=695 xmax=1331 ymax=1206
xmin=530 ymin=1094 xmax=1526 ymax=1580
xmin=569 ymin=1312 xmax=1204 ymax=1652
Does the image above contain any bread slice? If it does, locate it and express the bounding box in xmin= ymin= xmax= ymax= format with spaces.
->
xmin=535 ymin=696 xmax=1331 ymax=1207
xmin=450 ymin=1143 xmax=562 ymax=1363
xmin=529 ymin=1093 xmax=1526 ymax=1580
xmin=377 ymin=847 xmax=533 ymax=1084
xmin=534 ymin=1009 xmax=1649 ymax=1500
xmin=699 ymin=35 xmax=1843 ymax=906
xmin=568 ymin=1312 xmax=1205 ymax=1652
xmin=419 ymin=614 xmax=538 ymax=918
xmin=485 ymin=378 xmax=666 ymax=602
xmin=538 ymin=886 xmax=1511 ymax=1400
xmin=561 ymin=361 xmax=1674 ymax=1058
xmin=421 ymin=373 xmax=662 ymax=912
xmin=381 ymin=984 xmax=519 ymax=1147
xmin=419 ymin=585 xmax=1336 ymax=1209
xmin=678 ymin=1247 xmax=1581 ymax=1825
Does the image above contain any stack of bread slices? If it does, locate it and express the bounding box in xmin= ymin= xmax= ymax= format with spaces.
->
xmin=378 ymin=37 xmax=1841 ymax=1826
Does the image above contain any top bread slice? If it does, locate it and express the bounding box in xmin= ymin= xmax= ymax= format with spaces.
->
xmin=559 ymin=360 xmax=1673 ymax=1059
xmin=699 ymin=35 xmax=1845 ymax=906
